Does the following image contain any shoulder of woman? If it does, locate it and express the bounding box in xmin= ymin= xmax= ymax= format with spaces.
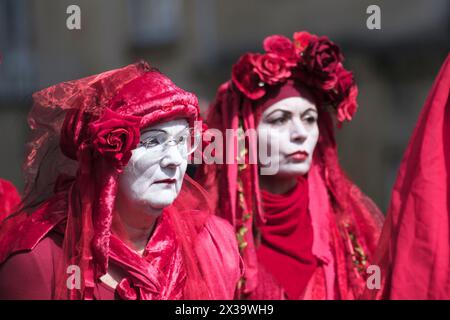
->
xmin=0 ymin=193 xmax=66 ymax=264
xmin=0 ymin=233 xmax=62 ymax=299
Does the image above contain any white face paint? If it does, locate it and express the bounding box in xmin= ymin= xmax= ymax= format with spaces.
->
xmin=118 ymin=119 xmax=189 ymax=216
xmin=257 ymin=97 xmax=319 ymax=178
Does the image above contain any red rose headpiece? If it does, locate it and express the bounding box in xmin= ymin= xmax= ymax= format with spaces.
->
xmin=231 ymin=32 xmax=358 ymax=123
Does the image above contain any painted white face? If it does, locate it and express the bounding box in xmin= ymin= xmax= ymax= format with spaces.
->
xmin=257 ymin=96 xmax=319 ymax=178
xmin=118 ymin=119 xmax=189 ymax=215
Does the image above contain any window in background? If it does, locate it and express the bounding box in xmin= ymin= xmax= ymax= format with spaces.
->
xmin=127 ymin=0 xmax=183 ymax=48
xmin=0 ymin=0 xmax=35 ymax=100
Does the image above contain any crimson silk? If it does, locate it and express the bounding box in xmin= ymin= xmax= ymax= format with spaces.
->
xmin=0 ymin=187 xmax=241 ymax=300
xmin=105 ymin=211 xmax=186 ymax=300
xmin=0 ymin=62 xmax=242 ymax=300
xmin=257 ymin=176 xmax=317 ymax=299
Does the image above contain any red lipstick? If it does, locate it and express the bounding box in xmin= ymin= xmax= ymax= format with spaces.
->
xmin=287 ymin=150 xmax=309 ymax=161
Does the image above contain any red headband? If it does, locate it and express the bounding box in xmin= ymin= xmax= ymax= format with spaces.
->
xmin=253 ymin=80 xmax=318 ymax=124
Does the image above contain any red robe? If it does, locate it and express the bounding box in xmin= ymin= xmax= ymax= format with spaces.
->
xmin=0 ymin=191 xmax=242 ymax=300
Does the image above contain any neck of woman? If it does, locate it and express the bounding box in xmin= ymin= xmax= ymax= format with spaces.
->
xmin=112 ymin=192 xmax=161 ymax=255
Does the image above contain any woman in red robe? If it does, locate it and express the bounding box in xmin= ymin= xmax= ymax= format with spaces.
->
xmin=0 ymin=61 xmax=241 ymax=300
xmin=197 ymin=32 xmax=384 ymax=299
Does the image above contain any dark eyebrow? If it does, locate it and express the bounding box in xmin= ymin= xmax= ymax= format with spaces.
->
xmin=141 ymin=126 xmax=190 ymax=135
xmin=265 ymin=109 xmax=292 ymax=118
xmin=265 ymin=107 xmax=318 ymax=118
xmin=141 ymin=128 xmax=167 ymax=135
xmin=302 ymin=108 xmax=318 ymax=116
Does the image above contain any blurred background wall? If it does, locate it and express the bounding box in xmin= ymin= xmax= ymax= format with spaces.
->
xmin=0 ymin=0 xmax=448 ymax=211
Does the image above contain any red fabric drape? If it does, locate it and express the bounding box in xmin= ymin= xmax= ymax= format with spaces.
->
xmin=369 ymin=54 xmax=450 ymax=299
xmin=257 ymin=176 xmax=317 ymax=299
xmin=0 ymin=62 xmax=241 ymax=300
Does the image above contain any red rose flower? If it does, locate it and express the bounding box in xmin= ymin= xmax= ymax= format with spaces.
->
xmin=335 ymin=64 xmax=354 ymax=98
xmin=253 ymin=53 xmax=291 ymax=85
xmin=337 ymin=85 xmax=358 ymax=122
xmin=293 ymin=31 xmax=318 ymax=54
xmin=89 ymin=108 xmax=141 ymax=169
xmin=263 ymin=35 xmax=298 ymax=67
xmin=232 ymin=53 xmax=266 ymax=100
xmin=300 ymin=36 xmax=344 ymax=91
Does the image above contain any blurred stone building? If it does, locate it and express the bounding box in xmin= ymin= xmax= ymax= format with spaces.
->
xmin=0 ymin=0 xmax=448 ymax=211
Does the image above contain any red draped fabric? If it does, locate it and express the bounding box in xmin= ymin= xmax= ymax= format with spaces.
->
xmin=257 ymin=176 xmax=317 ymax=299
xmin=0 ymin=177 xmax=241 ymax=300
xmin=366 ymin=54 xmax=450 ymax=300
xmin=0 ymin=62 xmax=241 ymax=300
